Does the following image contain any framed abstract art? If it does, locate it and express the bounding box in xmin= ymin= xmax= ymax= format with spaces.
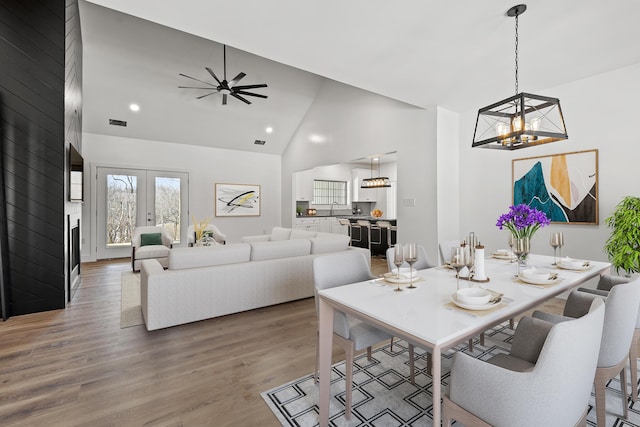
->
xmin=512 ymin=149 xmax=598 ymax=224
xmin=215 ymin=183 xmax=261 ymax=217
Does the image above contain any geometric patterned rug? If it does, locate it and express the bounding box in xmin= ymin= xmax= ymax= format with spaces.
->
xmin=261 ymin=323 xmax=640 ymax=426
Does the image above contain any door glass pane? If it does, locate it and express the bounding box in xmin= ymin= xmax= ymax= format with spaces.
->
xmin=106 ymin=174 xmax=137 ymax=247
xmin=155 ymin=177 xmax=181 ymax=244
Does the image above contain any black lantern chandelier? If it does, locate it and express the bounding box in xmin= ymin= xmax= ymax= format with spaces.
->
xmin=472 ymin=4 xmax=568 ymax=150
xmin=361 ymin=157 xmax=391 ymax=188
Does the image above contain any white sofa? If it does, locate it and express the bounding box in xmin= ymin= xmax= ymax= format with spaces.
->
xmin=140 ymin=228 xmax=368 ymax=331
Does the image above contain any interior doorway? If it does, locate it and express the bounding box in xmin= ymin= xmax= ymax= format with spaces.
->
xmin=96 ymin=167 xmax=188 ymax=259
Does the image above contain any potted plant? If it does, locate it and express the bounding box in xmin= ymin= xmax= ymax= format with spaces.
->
xmin=296 ymin=206 xmax=303 ymax=217
xmin=604 ymin=196 xmax=640 ymax=275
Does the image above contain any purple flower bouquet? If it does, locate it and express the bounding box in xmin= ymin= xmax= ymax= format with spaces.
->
xmin=496 ymin=204 xmax=550 ymax=239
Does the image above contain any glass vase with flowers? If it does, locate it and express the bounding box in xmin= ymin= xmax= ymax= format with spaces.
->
xmin=496 ymin=204 xmax=550 ymax=268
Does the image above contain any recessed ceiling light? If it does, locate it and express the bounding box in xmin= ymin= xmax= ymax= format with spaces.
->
xmin=129 ymin=104 xmax=140 ymax=112
xmin=309 ymin=134 xmax=326 ymax=143
xmin=265 ymin=126 xmax=273 ymax=134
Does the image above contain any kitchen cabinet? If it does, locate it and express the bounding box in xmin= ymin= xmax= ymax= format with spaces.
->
xmin=294 ymin=169 xmax=313 ymax=202
xmin=318 ymin=217 xmax=346 ymax=235
xmin=294 ymin=217 xmax=319 ymax=232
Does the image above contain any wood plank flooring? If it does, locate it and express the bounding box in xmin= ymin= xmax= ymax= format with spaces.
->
xmin=0 ymin=257 xmax=563 ymax=426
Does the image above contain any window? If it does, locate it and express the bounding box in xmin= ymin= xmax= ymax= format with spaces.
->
xmin=313 ymin=180 xmax=347 ymax=205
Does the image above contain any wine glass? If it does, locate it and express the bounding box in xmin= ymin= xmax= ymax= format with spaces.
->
xmin=550 ymin=233 xmax=560 ymax=265
xmin=393 ymin=244 xmax=404 ymax=292
xmin=508 ymin=234 xmax=515 ymax=262
xmin=513 ymin=237 xmax=531 ymax=277
xmin=405 ymin=243 xmax=418 ymax=289
xmin=450 ymin=247 xmax=468 ymax=291
xmin=557 ymin=232 xmax=565 ymax=260
xmin=464 ymin=245 xmax=474 ymax=280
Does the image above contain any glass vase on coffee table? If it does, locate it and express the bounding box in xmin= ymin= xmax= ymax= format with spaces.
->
xmin=450 ymin=247 xmax=468 ymax=291
xmin=393 ymin=244 xmax=404 ymax=292
xmin=513 ymin=237 xmax=531 ymax=277
xmin=405 ymin=243 xmax=418 ymax=289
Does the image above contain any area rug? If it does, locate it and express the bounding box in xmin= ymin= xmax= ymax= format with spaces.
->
xmin=121 ymin=271 xmax=144 ymax=328
xmin=262 ymin=323 xmax=640 ymax=426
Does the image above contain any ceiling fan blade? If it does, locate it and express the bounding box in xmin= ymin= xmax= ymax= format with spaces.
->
xmin=231 ymin=93 xmax=251 ymax=104
xmin=196 ymin=92 xmax=217 ymax=99
xmin=179 ymin=86 xmax=217 ymax=89
xmin=205 ymin=67 xmax=223 ymax=85
xmin=235 ymin=90 xmax=268 ymax=99
xmin=233 ymin=83 xmax=268 ymax=90
xmin=228 ymin=72 xmax=246 ymax=87
xmin=222 ymin=93 xmax=227 ymax=105
xmin=179 ymin=73 xmax=217 ymax=87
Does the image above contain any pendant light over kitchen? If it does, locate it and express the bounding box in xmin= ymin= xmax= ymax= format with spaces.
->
xmin=472 ymin=4 xmax=568 ymax=150
xmin=361 ymin=157 xmax=391 ymax=188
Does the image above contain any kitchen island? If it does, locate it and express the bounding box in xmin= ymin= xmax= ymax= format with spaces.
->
xmin=339 ymin=217 xmax=396 ymax=256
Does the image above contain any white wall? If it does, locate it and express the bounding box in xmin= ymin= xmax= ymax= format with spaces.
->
xmin=281 ymin=79 xmax=439 ymax=263
xmin=457 ymin=63 xmax=640 ymax=265
xmin=82 ymin=133 xmax=281 ymax=261
xmin=436 ymin=107 xmax=460 ymax=248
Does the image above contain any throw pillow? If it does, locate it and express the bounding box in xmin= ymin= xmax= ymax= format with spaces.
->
xmin=140 ymin=232 xmax=163 ymax=246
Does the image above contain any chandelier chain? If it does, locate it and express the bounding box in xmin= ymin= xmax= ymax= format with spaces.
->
xmin=514 ymin=14 xmax=519 ymax=95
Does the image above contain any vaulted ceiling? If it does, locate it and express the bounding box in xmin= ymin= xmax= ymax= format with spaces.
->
xmin=80 ymin=0 xmax=640 ymax=155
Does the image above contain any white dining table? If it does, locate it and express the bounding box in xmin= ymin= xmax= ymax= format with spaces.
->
xmin=317 ymin=254 xmax=611 ymax=426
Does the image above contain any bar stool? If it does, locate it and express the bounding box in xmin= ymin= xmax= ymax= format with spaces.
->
xmin=357 ymin=220 xmax=380 ymax=252
xmin=376 ymin=220 xmax=393 ymax=248
xmin=338 ymin=219 xmax=354 ymax=246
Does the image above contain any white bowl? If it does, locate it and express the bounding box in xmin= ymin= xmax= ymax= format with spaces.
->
xmin=494 ymin=249 xmax=510 ymax=256
xmin=559 ymin=257 xmax=585 ymax=269
xmin=456 ymin=288 xmax=491 ymax=305
xmin=522 ymin=268 xmax=551 ymax=281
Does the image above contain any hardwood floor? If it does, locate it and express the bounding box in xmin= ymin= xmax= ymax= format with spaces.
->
xmin=0 ymin=257 xmax=563 ymax=426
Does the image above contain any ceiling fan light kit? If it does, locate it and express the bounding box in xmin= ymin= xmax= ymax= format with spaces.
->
xmin=472 ymin=4 xmax=568 ymax=150
xmin=179 ymin=45 xmax=268 ymax=105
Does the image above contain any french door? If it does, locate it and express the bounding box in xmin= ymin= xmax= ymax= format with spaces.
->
xmin=96 ymin=167 xmax=188 ymax=259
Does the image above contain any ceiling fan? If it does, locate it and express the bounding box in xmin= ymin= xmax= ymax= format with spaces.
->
xmin=179 ymin=45 xmax=268 ymax=105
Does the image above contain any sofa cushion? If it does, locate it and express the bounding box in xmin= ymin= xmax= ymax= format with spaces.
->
xmin=290 ymin=229 xmax=317 ymax=239
xmin=310 ymin=235 xmax=350 ymax=254
xmin=250 ymin=239 xmax=311 ymax=261
xmin=136 ymin=245 xmax=170 ymax=259
xmin=169 ymin=243 xmax=251 ymax=270
xmin=270 ymin=227 xmax=292 ymax=241
xmin=140 ymin=233 xmax=163 ymax=247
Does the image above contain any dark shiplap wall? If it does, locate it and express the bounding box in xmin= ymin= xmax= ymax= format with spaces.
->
xmin=0 ymin=0 xmax=68 ymax=315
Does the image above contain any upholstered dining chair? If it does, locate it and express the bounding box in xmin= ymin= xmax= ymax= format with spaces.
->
xmin=187 ymin=223 xmax=226 ymax=246
xmin=131 ymin=226 xmax=173 ymax=272
xmin=533 ymin=280 xmax=640 ymax=427
xmin=443 ymin=298 xmax=606 ymax=427
xmin=313 ymin=251 xmax=394 ymax=420
xmin=385 ymin=244 xmax=435 ymax=272
xmin=578 ymin=274 xmax=640 ymax=402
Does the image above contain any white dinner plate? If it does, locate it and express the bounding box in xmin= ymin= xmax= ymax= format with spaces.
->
xmin=450 ymin=293 xmax=502 ymax=311
xmin=492 ymin=253 xmax=517 ymax=260
xmin=384 ymin=272 xmax=417 ymax=284
xmin=517 ymin=273 xmax=561 ymax=286
xmin=557 ymin=261 xmax=591 ymax=271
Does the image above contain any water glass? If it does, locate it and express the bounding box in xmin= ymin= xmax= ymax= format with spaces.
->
xmin=405 ymin=243 xmax=418 ymax=289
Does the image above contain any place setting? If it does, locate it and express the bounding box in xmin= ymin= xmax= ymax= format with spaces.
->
xmin=549 ymin=232 xmax=592 ymax=271
xmin=380 ymin=243 xmax=423 ymax=290
xmin=516 ymin=267 xmax=563 ymax=288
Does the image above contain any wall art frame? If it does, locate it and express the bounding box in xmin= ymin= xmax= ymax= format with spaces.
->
xmin=215 ymin=183 xmax=261 ymax=217
xmin=512 ymin=149 xmax=598 ymax=225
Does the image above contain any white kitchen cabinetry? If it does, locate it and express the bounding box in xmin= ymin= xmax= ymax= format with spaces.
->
xmin=351 ymin=168 xmax=377 ymax=202
xmin=295 ymin=169 xmax=314 ymax=202
xmin=294 ymin=217 xmax=320 ymax=232
xmin=331 ymin=219 xmax=349 ymax=235
xmin=319 ymin=217 xmax=345 ymax=234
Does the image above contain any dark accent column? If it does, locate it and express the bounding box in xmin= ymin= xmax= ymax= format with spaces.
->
xmin=0 ymin=0 xmax=67 ymax=315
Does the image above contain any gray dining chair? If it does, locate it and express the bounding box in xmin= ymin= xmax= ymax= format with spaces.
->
xmin=385 ymin=244 xmax=435 ymax=272
xmin=312 ymin=251 xmax=393 ymax=420
xmin=578 ymin=274 xmax=640 ymax=402
xmin=439 ymin=239 xmax=461 ymax=265
xmin=444 ymin=298 xmax=605 ymax=427
xmin=533 ymin=279 xmax=640 ymax=427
